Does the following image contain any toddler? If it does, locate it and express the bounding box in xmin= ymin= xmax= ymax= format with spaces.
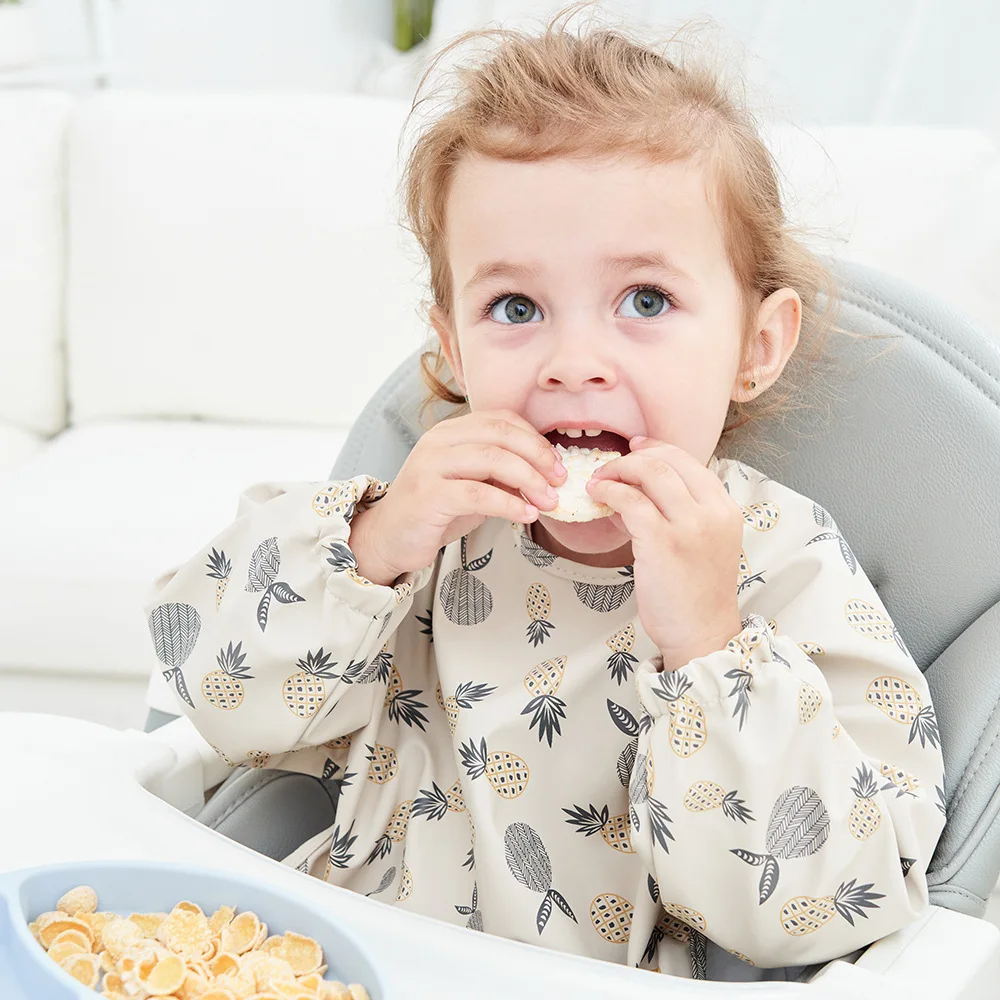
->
xmin=146 ymin=10 xmax=946 ymax=983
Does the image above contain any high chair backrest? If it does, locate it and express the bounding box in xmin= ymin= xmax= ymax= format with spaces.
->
xmin=330 ymin=258 xmax=1000 ymax=919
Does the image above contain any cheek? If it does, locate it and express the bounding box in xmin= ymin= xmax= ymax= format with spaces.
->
xmin=462 ymin=338 xmax=537 ymax=405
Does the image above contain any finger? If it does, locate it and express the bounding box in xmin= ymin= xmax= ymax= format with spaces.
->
xmin=438 ymin=443 xmax=558 ymax=511
xmin=609 ymin=439 xmax=726 ymax=507
xmin=438 ymin=411 xmax=565 ymax=485
xmin=440 ymin=479 xmax=540 ymax=523
xmin=590 ymin=450 xmax=692 ymax=522
xmin=586 ymin=477 xmax=664 ymax=539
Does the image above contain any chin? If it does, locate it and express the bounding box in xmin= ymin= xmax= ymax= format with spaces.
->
xmin=536 ymin=512 xmax=631 ymax=556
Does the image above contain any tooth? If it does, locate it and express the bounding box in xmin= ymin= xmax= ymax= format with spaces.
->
xmin=565 ymin=428 xmax=583 ymax=438
xmin=556 ymin=427 xmax=568 ymax=435
xmin=583 ymin=428 xmax=602 ymax=437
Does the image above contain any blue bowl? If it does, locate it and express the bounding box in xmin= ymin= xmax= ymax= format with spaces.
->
xmin=0 ymin=860 xmax=388 ymax=998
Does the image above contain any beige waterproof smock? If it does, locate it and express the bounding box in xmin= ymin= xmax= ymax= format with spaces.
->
xmin=145 ymin=455 xmax=946 ymax=981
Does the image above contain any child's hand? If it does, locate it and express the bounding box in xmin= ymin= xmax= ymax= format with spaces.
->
xmin=587 ymin=437 xmax=744 ymax=672
xmin=350 ymin=411 xmax=565 ymax=585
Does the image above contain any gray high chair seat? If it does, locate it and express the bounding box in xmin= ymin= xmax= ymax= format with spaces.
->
xmin=150 ymin=258 xmax=1000 ymax=933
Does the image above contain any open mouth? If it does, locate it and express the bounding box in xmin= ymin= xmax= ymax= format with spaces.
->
xmin=543 ymin=427 xmax=632 ymax=454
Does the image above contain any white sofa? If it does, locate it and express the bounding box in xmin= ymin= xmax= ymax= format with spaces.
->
xmin=2 ymin=88 xmax=999 ymax=730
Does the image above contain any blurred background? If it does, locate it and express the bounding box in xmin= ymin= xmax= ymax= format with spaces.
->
xmin=1 ymin=0 xmax=998 ymax=730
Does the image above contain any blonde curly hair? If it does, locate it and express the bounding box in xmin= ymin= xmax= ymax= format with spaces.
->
xmin=398 ymin=3 xmax=860 ymax=463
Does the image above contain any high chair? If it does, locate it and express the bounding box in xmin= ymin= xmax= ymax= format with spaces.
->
xmin=143 ymin=258 xmax=1000 ymax=994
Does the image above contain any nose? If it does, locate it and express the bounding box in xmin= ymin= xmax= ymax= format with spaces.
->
xmin=537 ymin=327 xmax=618 ymax=392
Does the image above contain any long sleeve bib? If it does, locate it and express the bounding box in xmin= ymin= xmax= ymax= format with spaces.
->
xmin=145 ymin=456 xmax=946 ymax=982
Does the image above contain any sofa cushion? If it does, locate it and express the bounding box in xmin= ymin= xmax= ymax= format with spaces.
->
xmin=0 ymin=421 xmax=346 ymax=687
xmin=0 ymin=426 xmax=45 ymax=476
xmin=0 ymin=91 xmax=73 ymax=436
xmin=66 ymin=92 xmax=427 ymax=428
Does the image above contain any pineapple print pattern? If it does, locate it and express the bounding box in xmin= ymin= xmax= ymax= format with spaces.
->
xmin=205 ymin=547 xmax=231 ymax=609
xmin=460 ymin=738 xmax=530 ymax=799
xmin=444 ymin=681 xmax=496 ymax=735
xmin=737 ymin=548 xmax=766 ymax=594
xmin=590 ymin=893 xmax=634 ymax=944
xmin=504 ymin=822 xmax=577 ymax=934
xmin=439 ymin=536 xmax=494 ymax=626
xmin=521 ymin=656 xmax=568 ymax=746
xmin=525 ymin=582 xmax=555 ymax=646
xmin=848 ymin=763 xmax=882 ymax=840
xmin=563 ymin=803 xmax=635 ymax=853
xmin=865 ymin=674 xmax=940 ymax=748
xmin=282 ymin=648 xmax=338 ymax=719
xmin=141 ymin=459 xmax=946 ymax=977
xmin=201 ymin=640 xmax=252 ymax=709
xmin=780 ymin=879 xmax=885 ymax=936
xmin=605 ymin=623 xmax=639 ymax=685
xmin=684 ymin=782 xmax=755 ymax=824
xmin=244 ymin=536 xmax=305 ymax=632
xmin=365 ymin=743 xmax=399 ymax=784
xmin=731 ymin=786 xmax=831 ymax=904
xmin=651 ymin=671 xmax=707 ymax=757
xmin=147 ymin=601 xmax=201 ymax=709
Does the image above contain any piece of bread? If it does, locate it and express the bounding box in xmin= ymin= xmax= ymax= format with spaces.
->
xmin=547 ymin=443 xmax=620 ymax=522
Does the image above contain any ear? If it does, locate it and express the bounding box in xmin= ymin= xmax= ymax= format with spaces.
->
xmin=732 ymin=287 xmax=801 ymax=401
xmin=429 ymin=303 xmax=466 ymax=396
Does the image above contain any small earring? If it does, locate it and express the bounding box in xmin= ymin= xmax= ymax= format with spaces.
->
xmin=746 ymin=380 xmax=756 ymax=390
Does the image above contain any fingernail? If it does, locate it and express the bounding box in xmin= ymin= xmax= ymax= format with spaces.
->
xmin=553 ymin=460 xmax=567 ymax=478
xmin=524 ymin=504 xmax=539 ymax=520
xmin=630 ymin=435 xmax=647 ymax=447
xmin=546 ymin=486 xmax=559 ymax=501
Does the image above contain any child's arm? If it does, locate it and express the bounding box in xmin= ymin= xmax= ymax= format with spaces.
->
xmin=630 ymin=503 xmax=946 ymax=970
xmin=143 ymin=475 xmax=434 ymax=768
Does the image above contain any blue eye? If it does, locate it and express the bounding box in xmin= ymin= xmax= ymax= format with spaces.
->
xmin=618 ymin=287 xmax=671 ymax=319
xmin=489 ymin=294 xmax=541 ymax=324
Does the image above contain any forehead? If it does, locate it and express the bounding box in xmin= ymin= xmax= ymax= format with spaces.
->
xmin=444 ymin=153 xmax=730 ymax=286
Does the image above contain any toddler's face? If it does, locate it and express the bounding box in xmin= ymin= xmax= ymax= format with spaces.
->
xmin=431 ymin=153 xmax=787 ymax=561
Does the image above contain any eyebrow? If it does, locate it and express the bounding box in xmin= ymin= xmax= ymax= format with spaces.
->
xmin=461 ymin=251 xmax=697 ymax=297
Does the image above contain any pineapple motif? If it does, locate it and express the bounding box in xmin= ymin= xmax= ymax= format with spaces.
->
xmin=245 ymin=750 xmax=270 ymax=768
xmin=518 ymin=530 xmax=557 ymax=567
xmin=324 ymin=734 xmax=352 ymax=752
xmin=147 ymin=602 xmax=201 ymax=709
xmin=525 ymin=583 xmax=555 ymax=646
xmin=848 ymin=763 xmax=882 ymax=840
xmin=806 ymin=504 xmax=858 ymax=572
xmin=798 ymin=682 xmax=823 ymax=724
xmin=245 ymin=537 xmax=305 ymax=632
xmin=460 ymin=738 xmax=530 ymax=799
xmin=737 ymin=549 xmax=766 ymax=594
xmin=383 ymin=662 xmax=429 ymax=731
xmin=319 ymin=758 xmax=355 ymax=805
xmin=396 ymin=862 xmax=413 ymax=902
xmin=323 ymin=820 xmax=358 ymax=875
xmin=411 ymin=780 xmax=466 ymax=821
xmin=522 ymin=656 xmax=568 ymax=747
xmin=731 ymin=785 xmax=831 ymax=904
xmin=832 ymin=720 xmax=841 ymax=740
xmin=365 ymin=867 xmax=397 ymax=898
xmin=590 ymin=894 xmax=634 ymax=944
xmin=799 ymin=640 xmax=825 ymax=657
xmin=878 ymin=761 xmax=920 ymax=798
xmin=742 ymin=501 xmax=780 ymax=531
xmin=573 ymin=565 xmax=634 ymax=613
xmin=205 ymin=547 xmax=232 ymax=609
xmin=846 ymin=598 xmax=912 ymax=656
xmin=605 ymin=624 xmax=639 ymax=685
xmin=311 ymin=480 xmax=360 ymax=520
xmin=607 ymin=699 xmax=652 ymax=788
xmin=365 ymin=743 xmax=399 ymax=784
xmin=641 ymin=904 xmax=708 ymax=963
xmin=201 ymin=641 xmax=252 ymax=709
xmin=444 ymin=681 xmax=496 ymax=735
xmin=366 ymin=800 xmax=413 ymax=863
xmin=728 ymin=951 xmax=756 ymax=966
xmin=340 ymin=644 xmax=392 ymax=685
xmin=455 ymin=883 xmax=484 ymax=932
xmin=282 ymin=648 xmax=339 ymax=719
xmin=504 ymin=822 xmax=577 ymax=934
xmin=780 ymin=878 xmax=885 ymax=936
xmin=683 ymin=782 xmax=755 ymax=824
xmin=651 ymin=671 xmax=707 ymax=757
xmin=563 ymin=803 xmax=635 ymax=854
xmin=439 ymin=536 xmax=494 ymax=626
xmin=865 ymin=674 xmax=940 ymax=748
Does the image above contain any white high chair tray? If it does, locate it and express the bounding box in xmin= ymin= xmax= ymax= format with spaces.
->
xmin=0 ymin=713 xmax=965 ymax=998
